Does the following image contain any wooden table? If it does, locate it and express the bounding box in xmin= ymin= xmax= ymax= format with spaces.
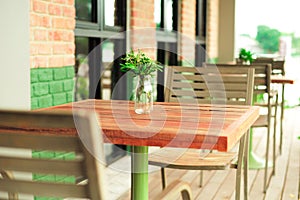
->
xmin=271 ymin=75 xmax=295 ymax=153
xmin=48 ymin=99 xmax=259 ymax=200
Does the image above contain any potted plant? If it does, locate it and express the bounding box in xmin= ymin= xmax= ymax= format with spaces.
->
xmin=237 ymin=48 xmax=255 ymax=64
xmin=121 ymin=49 xmax=163 ymax=114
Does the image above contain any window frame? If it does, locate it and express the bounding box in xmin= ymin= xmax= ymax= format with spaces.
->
xmin=195 ymin=0 xmax=207 ymax=67
xmin=74 ymin=0 xmax=127 ymax=100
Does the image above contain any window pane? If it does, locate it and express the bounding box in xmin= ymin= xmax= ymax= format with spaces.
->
xmin=165 ymin=0 xmax=173 ymax=31
xmin=101 ymin=41 xmax=114 ymax=100
xmin=75 ymin=0 xmax=94 ymax=22
xmin=155 ymin=0 xmax=162 ymax=28
xmin=75 ymin=37 xmax=90 ymax=101
xmin=104 ymin=0 xmax=115 ymax=26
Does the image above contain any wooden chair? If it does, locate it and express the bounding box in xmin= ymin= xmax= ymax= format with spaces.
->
xmin=253 ymin=58 xmax=286 ymax=153
xmin=254 ymin=58 xmax=285 ymax=154
xmin=148 ymin=66 xmax=255 ymax=200
xmin=271 ymin=60 xmax=286 ymax=154
xmin=0 ymin=110 xmax=193 ymax=200
xmin=204 ymin=63 xmax=279 ymax=192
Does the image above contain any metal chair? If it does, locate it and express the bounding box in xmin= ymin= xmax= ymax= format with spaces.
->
xmin=149 ymin=66 xmax=255 ymax=200
xmin=205 ymin=63 xmax=279 ymax=192
xmin=0 ymin=110 xmax=193 ymax=200
xmin=253 ymin=58 xmax=286 ymax=154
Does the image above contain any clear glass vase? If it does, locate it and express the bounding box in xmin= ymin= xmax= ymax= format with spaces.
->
xmin=134 ymin=75 xmax=153 ymax=114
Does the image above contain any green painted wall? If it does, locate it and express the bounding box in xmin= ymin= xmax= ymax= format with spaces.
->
xmin=31 ymin=66 xmax=76 ymax=200
xmin=31 ymin=66 xmax=75 ymax=110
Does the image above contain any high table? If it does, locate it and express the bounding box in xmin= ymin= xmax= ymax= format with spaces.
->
xmin=271 ymin=75 xmax=295 ymax=154
xmin=48 ymin=99 xmax=259 ymax=200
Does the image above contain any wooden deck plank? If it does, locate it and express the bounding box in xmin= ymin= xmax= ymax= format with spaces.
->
xmin=211 ymin=169 xmax=236 ymax=199
xmin=264 ymin=117 xmax=291 ymax=200
xmin=281 ymin=107 xmax=300 ymax=200
xmin=195 ymin=170 xmax=229 ymax=199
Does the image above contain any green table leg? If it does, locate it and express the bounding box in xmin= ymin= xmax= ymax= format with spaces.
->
xmin=131 ymin=146 xmax=148 ymax=200
xmin=249 ymin=129 xmax=272 ymax=169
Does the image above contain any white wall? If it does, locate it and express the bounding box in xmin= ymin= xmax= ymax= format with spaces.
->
xmin=0 ymin=0 xmax=30 ymax=110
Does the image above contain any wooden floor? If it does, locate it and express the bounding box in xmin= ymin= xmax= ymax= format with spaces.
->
xmin=115 ymin=106 xmax=300 ymax=200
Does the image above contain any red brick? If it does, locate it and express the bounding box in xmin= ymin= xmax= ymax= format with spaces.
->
xmin=63 ymin=6 xmax=75 ymax=17
xmin=34 ymin=56 xmax=48 ymax=67
xmin=41 ymin=16 xmax=51 ymax=27
xmin=32 ymin=0 xmax=48 ymax=14
xmin=52 ymin=43 xmax=64 ymax=54
xmin=65 ymin=18 xmax=75 ymax=29
xmin=66 ymin=43 xmax=75 ymax=54
xmin=30 ymin=13 xmax=40 ymax=26
xmin=66 ymin=31 xmax=74 ymax=42
xmin=49 ymin=56 xmax=64 ymax=67
xmin=52 ymin=43 xmax=74 ymax=54
xmin=53 ymin=0 xmax=66 ymax=4
xmin=30 ymin=43 xmax=39 ymax=55
xmin=48 ymin=4 xmax=63 ymax=16
xmin=49 ymin=30 xmax=62 ymax=41
xmin=66 ymin=0 xmax=74 ymax=5
xmin=34 ymin=29 xmax=48 ymax=41
xmin=63 ymin=55 xmax=75 ymax=66
xmin=30 ymin=57 xmax=36 ymax=68
xmin=38 ymin=43 xmax=52 ymax=55
xmin=52 ymin=17 xmax=66 ymax=29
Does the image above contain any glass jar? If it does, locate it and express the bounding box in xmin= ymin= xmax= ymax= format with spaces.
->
xmin=134 ymin=75 xmax=153 ymax=114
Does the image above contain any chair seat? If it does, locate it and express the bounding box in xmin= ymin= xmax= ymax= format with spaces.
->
xmin=254 ymin=89 xmax=278 ymax=107
xmin=149 ymin=148 xmax=237 ymax=170
xmin=252 ymin=114 xmax=268 ymax=127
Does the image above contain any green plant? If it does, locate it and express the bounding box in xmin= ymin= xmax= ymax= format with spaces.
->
xmin=120 ymin=49 xmax=163 ymax=77
xmin=238 ymin=48 xmax=255 ymax=63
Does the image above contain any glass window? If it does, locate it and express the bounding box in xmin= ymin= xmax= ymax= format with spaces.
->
xmin=155 ymin=0 xmax=162 ymax=28
xmin=74 ymin=37 xmax=91 ymax=101
xmin=195 ymin=0 xmax=207 ymax=66
xmin=104 ymin=0 xmax=115 ymax=26
xmin=75 ymin=0 xmax=95 ymax=22
xmin=75 ymin=0 xmax=127 ymax=165
xmin=101 ymin=41 xmax=114 ymax=100
xmin=104 ymin=0 xmax=126 ymax=30
xmin=165 ymin=0 xmax=173 ymax=31
xmin=154 ymin=0 xmax=175 ymax=31
xmin=196 ymin=0 xmax=206 ymax=37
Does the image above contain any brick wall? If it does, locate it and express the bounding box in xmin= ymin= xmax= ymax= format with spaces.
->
xmin=180 ymin=0 xmax=196 ymax=65
xmin=30 ymin=0 xmax=76 ymax=109
xmin=30 ymin=0 xmax=75 ymax=68
xmin=130 ymin=0 xmax=156 ymax=58
xmin=31 ymin=66 xmax=74 ymax=109
xmin=206 ymin=0 xmax=219 ymax=62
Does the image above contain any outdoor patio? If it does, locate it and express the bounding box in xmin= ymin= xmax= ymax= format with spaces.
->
xmin=105 ymin=106 xmax=300 ymax=200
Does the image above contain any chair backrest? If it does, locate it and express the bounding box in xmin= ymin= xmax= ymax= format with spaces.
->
xmin=252 ymin=57 xmax=285 ymax=75
xmin=204 ymin=63 xmax=272 ymax=97
xmin=252 ymin=57 xmax=274 ymax=64
xmin=165 ymin=66 xmax=255 ymax=105
xmin=0 ymin=110 xmax=105 ymax=200
xmin=271 ymin=60 xmax=285 ymax=75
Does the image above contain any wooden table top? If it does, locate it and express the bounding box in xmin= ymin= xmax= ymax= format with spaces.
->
xmin=271 ymin=75 xmax=295 ymax=84
xmin=47 ymin=99 xmax=259 ymax=152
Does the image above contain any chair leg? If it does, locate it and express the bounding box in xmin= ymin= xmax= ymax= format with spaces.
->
xmin=263 ymin=120 xmax=271 ymax=193
xmin=236 ymin=133 xmax=246 ymax=200
xmin=161 ymin=167 xmax=166 ymax=189
xmin=279 ymin=84 xmax=285 ymax=154
xmin=273 ymin=94 xmax=279 ymax=176
xmin=0 ymin=170 xmax=19 ymax=200
xmin=243 ymin=130 xmax=250 ymax=200
xmin=199 ymin=170 xmax=203 ymax=187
